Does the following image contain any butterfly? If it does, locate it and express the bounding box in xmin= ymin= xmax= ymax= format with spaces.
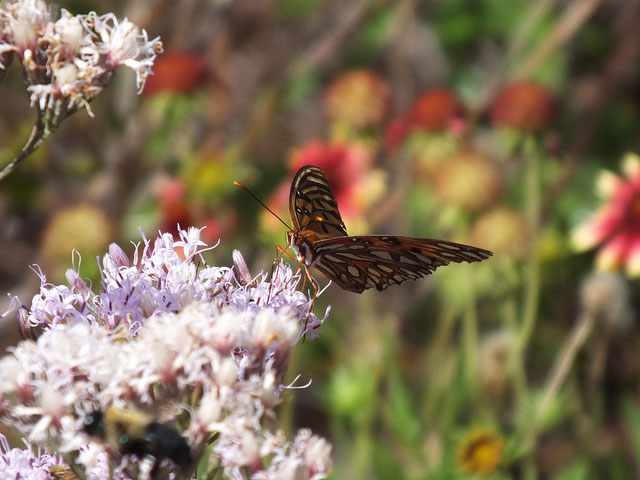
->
xmin=286 ymin=165 xmax=493 ymax=293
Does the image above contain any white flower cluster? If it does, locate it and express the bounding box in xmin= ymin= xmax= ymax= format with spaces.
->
xmin=0 ymin=227 xmax=332 ymax=479
xmin=0 ymin=0 xmax=162 ymax=118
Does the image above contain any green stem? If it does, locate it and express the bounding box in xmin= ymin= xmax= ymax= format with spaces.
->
xmin=462 ymin=281 xmax=479 ymax=388
xmin=516 ymin=134 xmax=543 ymax=477
xmin=518 ymin=135 xmax=542 ymax=355
xmin=0 ymin=122 xmax=49 ymax=181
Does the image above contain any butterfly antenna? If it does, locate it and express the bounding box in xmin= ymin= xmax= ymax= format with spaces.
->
xmin=234 ymin=181 xmax=292 ymax=230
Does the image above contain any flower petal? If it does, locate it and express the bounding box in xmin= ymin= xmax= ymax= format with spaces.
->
xmin=621 ymin=152 xmax=640 ymax=179
xmin=625 ymin=235 xmax=640 ymax=277
xmin=596 ymin=171 xmax=622 ymax=198
xmin=596 ymin=233 xmax=631 ymax=271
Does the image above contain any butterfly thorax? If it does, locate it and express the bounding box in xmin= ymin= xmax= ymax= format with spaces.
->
xmin=287 ymin=229 xmax=323 ymax=266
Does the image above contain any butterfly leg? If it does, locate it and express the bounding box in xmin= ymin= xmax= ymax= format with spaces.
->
xmin=301 ymin=265 xmax=321 ymax=335
xmin=269 ymin=243 xmax=298 ymax=302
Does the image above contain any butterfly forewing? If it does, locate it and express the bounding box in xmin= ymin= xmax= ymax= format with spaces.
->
xmin=312 ymin=236 xmax=493 ymax=293
xmin=287 ymin=165 xmax=493 ymax=293
xmin=289 ymin=165 xmax=348 ymax=238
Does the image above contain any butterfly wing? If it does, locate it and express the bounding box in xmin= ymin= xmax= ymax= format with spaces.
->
xmin=289 ymin=165 xmax=348 ymax=238
xmin=311 ymin=235 xmax=493 ymax=293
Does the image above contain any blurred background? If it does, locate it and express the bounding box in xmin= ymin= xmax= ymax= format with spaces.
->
xmin=2 ymin=0 xmax=640 ymax=478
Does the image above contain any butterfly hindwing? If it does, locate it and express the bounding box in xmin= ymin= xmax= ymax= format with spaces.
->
xmin=312 ymin=236 xmax=493 ymax=293
xmin=289 ymin=165 xmax=348 ymax=238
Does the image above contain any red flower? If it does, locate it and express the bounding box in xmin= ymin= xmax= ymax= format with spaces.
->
xmin=490 ymin=81 xmax=556 ymax=132
xmin=289 ymin=141 xmax=371 ymax=218
xmin=407 ymin=88 xmax=465 ymax=132
xmin=265 ymin=141 xmax=377 ymax=234
xmin=157 ymin=178 xmax=191 ymax=235
xmin=384 ymin=118 xmax=411 ymax=150
xmin=385 ymin=88 xmax=465 ymax=149
xmin=572 ymin=153 xmax=640 ymax=276
xmin=144 ymin=51 xmax=210 ymax=95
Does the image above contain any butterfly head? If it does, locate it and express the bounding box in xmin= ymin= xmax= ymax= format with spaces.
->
xmin=287 ymin=229 xmax=320 ymax=266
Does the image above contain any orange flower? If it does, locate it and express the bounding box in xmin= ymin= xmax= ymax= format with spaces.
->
xmin=572 ymin=153 xmax=640 ymax=276
xmin=324 ymin=70 xmax=390 ymax=129
xmin=490 ymin=81 xmax=556 ymax=131
xmin=144 ymin=51 xmax=210 ymax=95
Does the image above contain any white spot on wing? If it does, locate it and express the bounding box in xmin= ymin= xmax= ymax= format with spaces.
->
xmin=347 ymin=265 xmax=360 ymax=277
xmin=366 ymin=267 xmax=381 ymax=278
xmin=370 ymin=250 xmax=394 ymax=261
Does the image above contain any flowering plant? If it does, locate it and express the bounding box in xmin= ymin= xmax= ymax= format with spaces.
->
xmin=0 ymin=227 xmax=332 ymax=479
xmin=0 ymin=0 xmax=163 ymax=180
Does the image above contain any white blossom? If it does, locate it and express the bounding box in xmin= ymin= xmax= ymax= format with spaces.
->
xmin=1 ymin=227 xmax=332 ymax=479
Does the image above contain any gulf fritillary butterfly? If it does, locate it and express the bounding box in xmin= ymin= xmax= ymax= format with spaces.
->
xmin=286 ymin=165 xmax=493 ymax=293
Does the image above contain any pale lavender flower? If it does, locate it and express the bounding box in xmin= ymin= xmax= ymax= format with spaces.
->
xmin=1 ymin=227 xmax=332 ymax=479
xmin=0 ymin=432 xmax=69 ymax=479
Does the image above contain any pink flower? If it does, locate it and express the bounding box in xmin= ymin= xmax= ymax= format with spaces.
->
xmin=572 ymin=153 xmax=640 ymax=276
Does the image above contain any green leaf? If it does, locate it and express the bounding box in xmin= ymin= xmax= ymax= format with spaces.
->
xmin=386 ymin=363 xmax=420 ymax=445
xmin=371 ymin=440 xmax=409 ymax=480
xmin=623 ymin=396 xmax=640 ymax=458
xmin=552 ymin=459 xmax=590 ymax=480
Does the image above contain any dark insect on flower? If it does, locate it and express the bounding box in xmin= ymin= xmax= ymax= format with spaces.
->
xmin=286 ymin=165 xmax=493 ymax=293
xmin=83 ymin=406 xmax=191 ymax=475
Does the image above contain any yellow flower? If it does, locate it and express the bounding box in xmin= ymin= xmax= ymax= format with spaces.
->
xmin=431 ymin=149 xmax=503 ymax=212
xmin=457 ymin=428 xmax=504 ymax=475
xmin=324 ymin=69 xmax=390 ymax=129
xmin=469 ymin=207 xmax=529 ymax=259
